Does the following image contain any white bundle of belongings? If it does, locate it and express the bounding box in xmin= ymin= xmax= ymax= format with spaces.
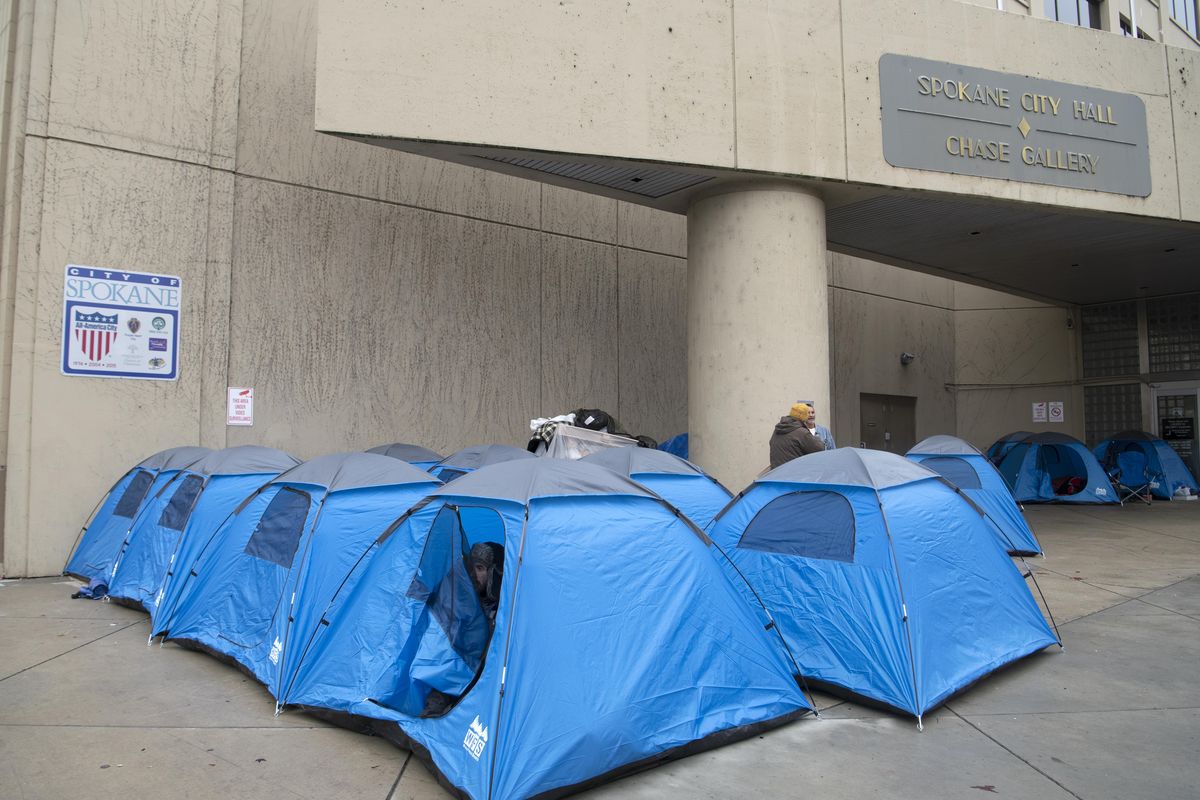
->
xmin=528 ymin=409 xmax=643 ymax=458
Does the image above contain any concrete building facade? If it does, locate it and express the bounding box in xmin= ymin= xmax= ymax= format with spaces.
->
xmin=0 ymin=0 xmax=1197 ymax=576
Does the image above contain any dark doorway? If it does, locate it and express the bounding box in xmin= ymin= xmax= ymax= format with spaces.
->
xmin=859 ymin=393 xmax=917 ymax=454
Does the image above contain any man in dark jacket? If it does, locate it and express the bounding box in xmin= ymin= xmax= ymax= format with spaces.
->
xmin=769 ymin=403 xmax=825 ymax=468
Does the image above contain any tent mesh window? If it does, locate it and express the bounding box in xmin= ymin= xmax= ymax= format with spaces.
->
xmin=738 ymin=490 xmax=856 ymax=563
xmin=112 ymin=470 xmax=155 ymax=518
xmin=406 ymin=506 xmax=502 ymax=672
xmin=243 ymin=487 xmax=311 ymax=569
xmin=919 ymin=456 xmax=982 ymax=489
xmin=435 ymin=468 xmax=468 ymax=482
xmin=1084 ymin=384 xmax=1142 ymax=447
xmin=158 ymin=474 xmax=205 ymax=531
xmin=1081 ymin=301 xmax=1139 ymax=378
xmin=1147 ymin=294 xmax=1200 ymax=373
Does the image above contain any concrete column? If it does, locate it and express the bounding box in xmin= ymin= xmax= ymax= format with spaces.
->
xmin=687 ymin=182 xmax=829 ymax=490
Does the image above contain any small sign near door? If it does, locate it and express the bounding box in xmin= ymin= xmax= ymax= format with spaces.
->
xmin=1162 ymin=418 xmax=1195 ymax=440
xmin=1031 ymin=402 xmax=1047 ymax=423
xmin=1048 ymin=402 xmax=1064 ymax=423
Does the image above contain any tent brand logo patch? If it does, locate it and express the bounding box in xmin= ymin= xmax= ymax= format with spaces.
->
xmin=1095 ymin=487 xmax=1108 ymax=496
xmin=463 ymin=716 xmax=488 ymax=761
xmin=268 ymin=637 xmax=282 ymax=665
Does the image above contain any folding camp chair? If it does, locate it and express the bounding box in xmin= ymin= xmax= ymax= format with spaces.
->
xmin=1110 ymin=450 xmax=1155 ymax=506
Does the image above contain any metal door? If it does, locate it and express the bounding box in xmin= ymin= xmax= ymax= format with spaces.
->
xmin=859 ymin=393 xmax=917 ymax=453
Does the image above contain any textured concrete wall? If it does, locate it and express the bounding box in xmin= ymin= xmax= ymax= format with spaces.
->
xmin=0 ymin=0 xmax=686 ymax=576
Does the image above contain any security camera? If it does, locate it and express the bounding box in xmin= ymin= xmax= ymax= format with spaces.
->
xmin=900 ymin=352 xmax=916 ymax=366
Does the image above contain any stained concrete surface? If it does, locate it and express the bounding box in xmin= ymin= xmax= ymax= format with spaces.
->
xmin=2 ymin=503 xmax=1198 ymax=799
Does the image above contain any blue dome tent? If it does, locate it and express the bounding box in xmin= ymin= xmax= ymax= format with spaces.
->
xmin=997 ymin=432 xmax=1116 ymax=504
xmin=986 ymin=431 xmax=1033 ymax=466
xmin=281 ymin=459 xmax=811 ymax=800
xmin=155 ymin=452 xmax=441 ymax=700
xmin=107 ymin=446 xmax=300 ymax=623
xmin=367 ymin=442 xmax=445 ymax=470
xmin=580 ymin=445 xmax=732 ymax=529
xmin=709 ymin=448 xmax=1059 ymax=724
xmin=906 ymin=435 xmax=1043 ymax=556
xmin=427 ymin=443 xmax=534 ymax=482
xmin=1094 ymin=430 xmax=1199 ymax=500
xmin=64 ymin=445 xmax=210 ymax=582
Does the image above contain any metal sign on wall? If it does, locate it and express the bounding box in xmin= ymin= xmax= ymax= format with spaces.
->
xmin=880 ymin=54 xmax=1150 ymax=196
xmin=61 ymin=265 xmax=182 ymax=380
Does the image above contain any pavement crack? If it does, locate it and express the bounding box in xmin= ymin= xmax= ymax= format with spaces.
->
xmin=0 ymin=619 xmax=143 ymax=683
xmin=386 ymin=751 xmax=413 ymax=800
xmin=947 ymin=707 xmax=1085 ymax=800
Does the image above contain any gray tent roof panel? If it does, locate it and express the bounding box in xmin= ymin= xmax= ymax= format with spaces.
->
xmin=1024 ymin=432 xmax=1088 ymax=446
xmin=907 ymin=435 xmax=985 ymax=457
xmin=433 ymin=457 xmax=658 ymax=504
xmin=275 ymin=452 xmax=441 ymax=492
xmin=188 ymin=445 xmax=300 ymax=476
xmin=437 ymin=444 xmax=536 ymax=470
xmin=366 ymin=442 xmax=444 ymax=462
xmin=580 ymin=446 xmax=709 ymax=478
xmin=1104 ymin=430 xmax=1158 ymax=442
xmin=995 ymin=431 xmax=1033 ymax=444
xmin=758 ymin=448 xmax=940 ymax=490
xmin=136 ymin=445 xmax=212 ymax=472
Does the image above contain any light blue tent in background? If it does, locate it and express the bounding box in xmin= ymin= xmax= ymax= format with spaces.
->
xmin=156 ymin=452 xmax=441 ymax=700
xmin=427 ymin=443 xmax=534 ymax=482
xmin=580 ymin=445 xmax=732 ymax=529
xmin=280 ymin=458 xmax=811 ymax=800
xmin=367 ymin=442 xmax=444 ymax=470
xmin=996 ymin=432 xmax=1116 ymax=504
xmin=65 ymin=445 xmax=210 ymax=582
xmin=906 ymin=435 xmax=1043 ymax=556
xmin=107 ymin=446 xmax=300 ymax=622
xmin=708 ymin=448 xmax=1059 ymax=724
xmin=1094 ymin=430 xmax=1199 ymax=500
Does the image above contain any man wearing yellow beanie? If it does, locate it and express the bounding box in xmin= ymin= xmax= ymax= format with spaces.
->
xmin=769 ymin=402 xmax=825 ymax=469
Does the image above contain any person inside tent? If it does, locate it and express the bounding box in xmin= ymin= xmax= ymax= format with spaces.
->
xmin=420 ymin=541 xmax=504 ymax=717
xmin=467 ymin=542 xmax=503 ymax=627
xmin=769 ymin=403 xmax=825 ymax=469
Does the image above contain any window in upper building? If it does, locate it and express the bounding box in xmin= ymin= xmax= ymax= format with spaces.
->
xmin=1081 ymin=301 xmax=1139 ymax=379
xmin=1045 ymin=0 xmax=1103 ymax=28
xmin=1170 ymin=0 xmax=1199 ymax=38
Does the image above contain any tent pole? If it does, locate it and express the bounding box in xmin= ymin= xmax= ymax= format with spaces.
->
xmin=62 ymin=471 xmax=128 ymax=573
xmin=1021 ymin=558 xmax=1063 ymax=647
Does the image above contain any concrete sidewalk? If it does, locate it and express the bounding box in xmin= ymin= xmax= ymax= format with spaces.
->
xmin=2 ymin=503 xmax=1199 ymax=799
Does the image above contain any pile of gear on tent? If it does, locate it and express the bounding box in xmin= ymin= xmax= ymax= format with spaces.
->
xmin=66 ymin=433 xmax=1062 ymax=799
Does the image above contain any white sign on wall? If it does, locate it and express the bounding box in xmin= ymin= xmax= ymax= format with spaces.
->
xmin=1049 ymin=401 xmax=1064 ymax=423
xmin=227 ymin=387 xmax=254 ymax=426
xmin=61 ymin=265 xmax=182 ymax=380
xmin=1032 ymin=402 xmax=1048 ymax=423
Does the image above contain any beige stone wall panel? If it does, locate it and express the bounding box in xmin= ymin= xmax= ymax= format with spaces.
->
xmin=541 ymin=186 xmax=617 ymax=244
xmin=8 ymin=141 xmax=213 ymax=576
xmin=47 ymin=0 xmax=232 ymax=165
xmin=954 ymin=306 xmax=1077 ymax=385
xmin=618 ymin=249 xmax=687 ymax=443
xmin=1170 ymin=47 xmax=1200 ymax=222
xmin=538 ymin=235 xmax=619 ymax=419
xmin=829 ymin=252 xmax=955 ymax=308
xmin=225 ymin=178 xmax=541 ymax=459
xmin=955 ymin=385 xmax=1085 ymax=451
xmin=732 ymin=0 xmax=846 ymax=178
xmin=314 ymin=0 xmax=737 ymax=168
xmin=841 ymin=0 xmax=1181 ymax=219
xmin=617 ymin=201 xmax=687 ymax=258
xmin=238 ymin=0 xmax=541 ymax=227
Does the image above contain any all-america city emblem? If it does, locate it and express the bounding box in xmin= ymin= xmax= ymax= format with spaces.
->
xmin=73 ymin=310 xmax=119 ymax=362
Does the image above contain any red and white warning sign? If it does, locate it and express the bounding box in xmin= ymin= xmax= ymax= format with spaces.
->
xmin=227 ymin=386 xmax=254 ymax=426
